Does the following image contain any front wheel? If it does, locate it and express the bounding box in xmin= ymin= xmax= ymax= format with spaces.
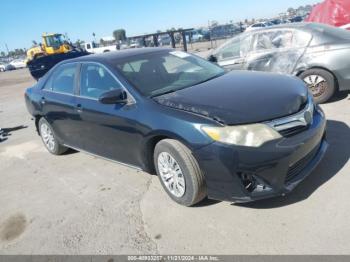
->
xmin=38 ymin=118 xmax=68 ymax=155
xmin=154 ymin=139 xmax=207 ymax=206
xmin=300 ymin=69 xmax=336 ymax=104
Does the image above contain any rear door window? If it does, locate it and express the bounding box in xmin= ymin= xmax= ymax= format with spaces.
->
xmin=253 ymin=30 xmax=293 ymax=51
xmin=252 ymin=30 xmax=311 ymax=51
xmin=293 ymin=30 xmax=312 ymax=48
xmin=44 ymin=63 xmax=77 ymax=94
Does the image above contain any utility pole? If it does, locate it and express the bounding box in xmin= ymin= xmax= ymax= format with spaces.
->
xmin=5 ymin=43 xmax=10 ymax=59
xmin=208 ymin=20 xmax=213 ymax=49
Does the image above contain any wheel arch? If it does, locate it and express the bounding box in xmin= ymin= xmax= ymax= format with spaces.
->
xmin=34 ymin=114 xmax=43 ymax=135
xmin=142 ymin=132 xmax=194 ymax=174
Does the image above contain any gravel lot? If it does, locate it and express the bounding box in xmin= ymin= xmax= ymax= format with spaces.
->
xmin=0 ymin=67 xmax=349 ymax=255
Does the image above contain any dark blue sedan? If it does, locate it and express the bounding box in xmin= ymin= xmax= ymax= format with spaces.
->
xmin=25 ymin=48 xmax=328 ymax=206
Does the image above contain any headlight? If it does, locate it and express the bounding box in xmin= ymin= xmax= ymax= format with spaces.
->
xmin=201 ymin=124 xmax=282 ymax=147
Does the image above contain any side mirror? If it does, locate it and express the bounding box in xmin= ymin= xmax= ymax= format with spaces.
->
xmin=98 ymin=88 xmax=128 ymax=104
xmin=208 ymin=54 xmax=218 ymax=63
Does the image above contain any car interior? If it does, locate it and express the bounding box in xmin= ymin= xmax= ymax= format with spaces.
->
xmin=117 ymin=55 xmax=211 ymax=96
xmin=80 ymin=65 xmax=120 ymax=99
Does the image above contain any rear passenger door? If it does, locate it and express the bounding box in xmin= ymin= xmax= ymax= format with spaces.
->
xmin=41 ymin=63 xmax=79 ymax=146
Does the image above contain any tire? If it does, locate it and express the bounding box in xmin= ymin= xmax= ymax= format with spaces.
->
xmin=38 ymin=118 xmax=68 ymax=155
xmin=299 ymin=69 xmax=336 ymax=104
xmin=154 ymin=139 xmax=206 ymax=206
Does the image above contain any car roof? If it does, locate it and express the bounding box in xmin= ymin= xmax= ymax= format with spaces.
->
xmin=248 ymin=22 xmax=350 ymax=41
xmin=248 ymin=22 xmax=337 ymax=32
xmin=250 ymin=22 xmax=306 ymax=30
xmin=66 ymin=47 xmax=173 ymax=64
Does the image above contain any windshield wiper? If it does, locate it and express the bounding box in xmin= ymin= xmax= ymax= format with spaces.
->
xmin=150 ymin=89 xmax=177 ymax=98
xmin=150 ymin=72 xmax=225 ymax=98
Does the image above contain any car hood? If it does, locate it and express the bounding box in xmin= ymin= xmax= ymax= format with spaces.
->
xmin=153 ymin=71 xmax=308 ymax=125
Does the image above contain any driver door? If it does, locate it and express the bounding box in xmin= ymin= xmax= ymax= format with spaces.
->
xmin=74 ymin=63 xmax=141 ymax=166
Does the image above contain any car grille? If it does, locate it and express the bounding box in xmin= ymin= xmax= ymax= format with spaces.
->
xmin=278 ymin=126 xmax=308 ymax=137
xmin=285 ymin=143 xmax=320 ymax=183
xmin=267 ymin=96 xmax=314 ymax=138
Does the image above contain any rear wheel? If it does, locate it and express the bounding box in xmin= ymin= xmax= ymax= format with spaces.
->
xmin=154 ymin=139 xmax=206 ymax=206
xmin=38 ymin=118 xmax=68 ymax=155
xmin=300 ymin=69 xmax=336 ymax=104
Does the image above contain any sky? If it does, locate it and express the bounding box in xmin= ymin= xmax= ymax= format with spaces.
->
xmin=0 ymin=0 xmax=319 ymax=53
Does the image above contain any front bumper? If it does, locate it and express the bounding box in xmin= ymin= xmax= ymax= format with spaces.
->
xmin=193 ymin=106 xmax=328 ymax=203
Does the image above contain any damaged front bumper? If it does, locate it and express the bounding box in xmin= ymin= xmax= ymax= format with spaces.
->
xmin=193 ymin=106 xmax=328 ymax=203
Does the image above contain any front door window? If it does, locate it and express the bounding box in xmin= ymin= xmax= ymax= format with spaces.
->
xmin=214 ymin=34 xmax=252 ymax=62
xmin=79 ymin=64 xmax=122 ymax=99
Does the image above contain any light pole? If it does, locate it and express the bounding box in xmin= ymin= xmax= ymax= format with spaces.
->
xmin=208 ymin=20 xmax=213 ymax=49
xmin=5 ymin=43 xmax=9 ymax=58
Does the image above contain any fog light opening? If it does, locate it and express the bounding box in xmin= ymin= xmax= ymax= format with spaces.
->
xmin=240 ymin=173 xmax=257 ymax=193
xmin=239 ymin=173 xmax=271 ymax=193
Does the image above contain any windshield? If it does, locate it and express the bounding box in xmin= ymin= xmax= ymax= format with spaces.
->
xmin=114 ymin=50 xmax=225 ymax=97
xmin=46 ymin=34 xmax=64 ymax=47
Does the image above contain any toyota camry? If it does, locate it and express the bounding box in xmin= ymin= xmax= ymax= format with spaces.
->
xmin=25 ymin=48 xmax=328 ymax=206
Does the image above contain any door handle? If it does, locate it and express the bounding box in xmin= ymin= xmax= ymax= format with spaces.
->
xmin=41 ymin=97 xmax=46 ymax=104
xmin=76 ymin=104 xmax=83 ymax=113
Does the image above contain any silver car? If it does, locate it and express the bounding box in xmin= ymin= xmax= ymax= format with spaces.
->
xmin=209 ymin=23 xmax=350 ymax=103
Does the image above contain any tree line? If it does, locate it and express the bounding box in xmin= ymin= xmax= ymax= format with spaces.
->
xmin=0 ymin=49 xmax=26 ymax=58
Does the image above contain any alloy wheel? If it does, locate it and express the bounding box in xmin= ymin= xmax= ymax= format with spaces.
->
xmin=303 ymin=74 xmax=327 ymax=98
xmin=40 ymin=123 xmax=55 ymax=152
xmin=157 ymin=152 xmax=186 ymax=198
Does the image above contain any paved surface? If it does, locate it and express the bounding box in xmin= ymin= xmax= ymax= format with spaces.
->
xmin=0 ymin=68 xmax=349 ymax=255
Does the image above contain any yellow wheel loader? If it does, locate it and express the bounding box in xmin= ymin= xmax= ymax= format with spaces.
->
xmin=26 ymin=33 xmax=89 ymax=80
